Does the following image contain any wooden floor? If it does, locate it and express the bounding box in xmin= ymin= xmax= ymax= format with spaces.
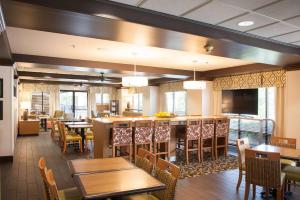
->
xmin=1 ymin=132 xmax=300 ymax=200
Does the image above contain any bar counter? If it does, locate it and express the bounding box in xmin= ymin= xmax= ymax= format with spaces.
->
xmin=93 ymin=116 xmax=227 ymax=159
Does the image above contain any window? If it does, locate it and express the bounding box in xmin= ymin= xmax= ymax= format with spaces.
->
xmin=95 ymin=93 xmax=110 ymax=104
xmin=60 ymin=91 xmax=88 ymax=119
xmin=258 ymin=87 xmax=275 ymax=120
xmin=31 ymin=92 xmax=50 ymax=114
xmin=132 ymin=93 xmax=143 ymax=111
xmin=165 ymin=91 xmax=186 ymax=115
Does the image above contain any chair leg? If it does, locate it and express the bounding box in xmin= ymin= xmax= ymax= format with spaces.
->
xmin=63 ymin=142 xmax=67 ymax=153
xmin=167 ymin=141 xmax=170 ymax=160
xmin=197 ymin=139 xmax=201 ymax=163
xmin=112 ymin=145 xmax=115 ymax=157
xmin=244 ymin=182 xmax=250 ymax=200
xmin=185 ymin=140 xmax=189 ymax=165
xmin=201 ymin=140 xmax=204 ymax=161
xmin=252 ymin=184 xmax=256 ymax=198
xmin=129 ymin=144 xmax=132 ymax=162
xmin=211 ymin=139 xmax=215 ymax=160
xmin=79 ymin=140 xmax=83 ymax=153
xmin=236 ymin=169 xmax=243 ymax=191
xmin=276 ymin=187 xmax=282 ymax=200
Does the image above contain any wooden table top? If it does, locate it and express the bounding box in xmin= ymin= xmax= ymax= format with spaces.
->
xmin=94 ymin=115 xmax=227 ymax=124
xmin=68 ymin=157 xmax=135 ymax=175
xmin=252 ymin=144 xmax=300 ymax=160
xmin=68 ymin=124 xmax=93 ymax=129
xmin=74 ymin=168 xmax=165 ymax=199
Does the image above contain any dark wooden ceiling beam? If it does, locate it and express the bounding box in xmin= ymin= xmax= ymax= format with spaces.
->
xmin=3 ymin=0 xmax=300 ymax=67
xmin=0 ymin=30 xmax=13 ymax=65
xmin=13 ymin=54 xmax=193 ymax=78
xmin=17 ymin=71 xmax=122 ymax=82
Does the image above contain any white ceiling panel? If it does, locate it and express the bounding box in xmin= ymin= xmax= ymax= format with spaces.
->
xmin=285 ymin=16 xmax=300 ymax=27
xmin=272 ymin=31 xmax=300 ymax=43
xmin=140 ymin=0 xmax=208 ymax=16
xmin=219 ymin=13 xmax=276 ymax=32
xmin=247 ymin=22 xmax=299 ymax=38
xmin=255 ymin=0 xmax=300 ymax=20
xmin=218 ymin=0 xmax=277 ymax=10
xmin=110 ymin=0 xmax=140 ymax=6
xmin=183 ymin=0 xmax=246 ymax=24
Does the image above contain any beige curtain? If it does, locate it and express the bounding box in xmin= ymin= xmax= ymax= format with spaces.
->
xmin=19 ymin=83 xmax=60 ymax=116
xmin=213 ymin=90 xmax=222 ymax=115
xmin=274 ymin=87 xmax=285 ymax=136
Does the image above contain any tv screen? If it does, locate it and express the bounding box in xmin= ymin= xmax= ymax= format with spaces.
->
xmin=222 ymin=89 xmax=258 ymax=115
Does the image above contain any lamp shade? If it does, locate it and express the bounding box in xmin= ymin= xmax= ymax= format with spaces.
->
xmin=183 ymin=80 xmax=206 ymax=90
xmin=20 ymin=101 xmax=31 ymax=110
xmin=122 ymin=76 xmax=148 ymax=87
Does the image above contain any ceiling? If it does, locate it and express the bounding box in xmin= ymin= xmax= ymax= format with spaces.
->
xmin=7 ymin=27 xmax=253 ymax=72
xmin=110 ymin=0 xmax=300 ymax=47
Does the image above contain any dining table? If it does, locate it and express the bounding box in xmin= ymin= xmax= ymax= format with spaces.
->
xmin=252 ymin=144 xmax=300 ymax=161
xmin=68 ymin=124 xmax=93 ymax=150
xmin=68 ymin=157 xmax=135 ymax=175
xmin=73 ymin=168 xmax=166 ymax=199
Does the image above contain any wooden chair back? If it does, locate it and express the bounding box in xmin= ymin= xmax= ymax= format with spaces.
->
xmin=59 ymin=122 xmax=67 ymax=142
xmin=134 ymin=120 xmax=153 ymax=144
xmin=38 ymin=157 xmax=50 ymax=200
xmin=215 ymin=118 xmax=229 ymax=137
xmin=186 ymin=119 xmax=201 ymax=140
xmin=236 ymin=138 xmax=250 ymax=170
xmin=112 ymin=121 xmax=133 ymax=145
xmin=245 ymin=149 xmax=281 ymax=188
xmin=270 ymin=136 xmax=296 ymax=149
xmin=152 ymin=159 xmax=180 ymax=200
xmin=201 ymin=119 xmax=215 ymax=139
xmin=45 ymin=169 xmax=60 ymax=200
xmin=137 ymin=148 xmax=155 ymax=164
xmin=154 ymin=120 xmax=171 ymax=143
xmin=156 ymin=158 xmax=180 ymax=179
xmin=53 ymin=110 xmax=64 ymax=119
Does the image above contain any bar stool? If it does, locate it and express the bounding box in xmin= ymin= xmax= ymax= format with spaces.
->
xmin=112 ymin=121 xmax=133 ymax=161
xmin=153 ymin=120 xmax=171 ymax=160
xmin=184 ymin=119 xmax=202 ymax=164
xmin=201 ymin=118 xmax=215 ymax=160
xmin=215 ymin=118 xmax=229 ymax=159
xmin=134 ymin=120 xmax=153 ymax=160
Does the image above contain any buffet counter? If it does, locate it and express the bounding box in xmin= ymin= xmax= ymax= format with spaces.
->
xmin=93 ymin=115 xmax=227 ymax=158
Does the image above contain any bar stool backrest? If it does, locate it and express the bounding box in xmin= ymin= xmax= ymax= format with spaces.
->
xmin=154 ymin=120 xmax=171 ymax=143
xmin=186 ymin=119 xmax=202 ymax=140
xmin=112 ymin=121 xmax=133 ymax=145
xmin=215 ymin=118 xmax=230 ymax=137
xmin=201 ymin=119 xmax=215 ymax=139
xmin=134 ymin=120 xmax=153 ymax=144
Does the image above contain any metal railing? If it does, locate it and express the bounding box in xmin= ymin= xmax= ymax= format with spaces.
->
xmin=228 ymin=116 xmax=275 ymax=146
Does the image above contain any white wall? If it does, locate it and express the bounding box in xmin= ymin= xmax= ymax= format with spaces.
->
xmin=0 ymin=66 xmax=16 ymax=157
xmin=186 ymin=90 xmax=202 ymax=115
xmin=142 ymin=86 xmax=159 ymax=116
xmin=284 ymin=70 xmax=300 ymax=147
xmin=202 ymin=81 xmax=214 ymax=116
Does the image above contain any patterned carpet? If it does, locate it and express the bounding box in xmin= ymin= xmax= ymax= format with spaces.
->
xmin=173 ymin=152 xmax=239 ymax=179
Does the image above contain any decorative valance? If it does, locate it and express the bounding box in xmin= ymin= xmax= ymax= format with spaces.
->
xmin=20 ymin=83 xmax=59 ymax=93
xmin=213 ymin=70 xmax=286 ymax=90
xmin=159 ymin=81 xmax=184 ymax=93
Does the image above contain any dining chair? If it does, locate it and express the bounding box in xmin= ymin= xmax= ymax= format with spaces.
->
xmin=244 ymin=149 xmax=285 ymax=200
xmin=59 ymin=122 xmax=83 ymax=153
xmin=112 ymin=121 xmax=133 ymax=161
xmin=50 ymin=117 xmax=59 ymax=140
xmin=282 ymin=165 xmax=300 ymax=191
xmin=85 ymin=128 xmax=94 ymax=150
xmin=153 ymin=120 xmax=171 ymax=160
xmin=135 ymin=148 xmax=155 ymax=174
xmin=134 ymin=120 xmax=153 ymax=161
xmin=215 ymin=118 xmax=229 ymax=159
xmin=184 ymin=119 xmax=202 ymax=164
xmin=38 ymin=157 xmax=50 ymax=200
xmin=123 ymin=159 xmax=180 ymax=200
xmin=236 ymin=138 xmax=250 ymax=191
xmin=201 ymin=118 xmax=215 ymax=161
xmin=45 ymin=169 xmax=82 ymax=200
xmin=269 ymin=136 xmax=297 ymax=167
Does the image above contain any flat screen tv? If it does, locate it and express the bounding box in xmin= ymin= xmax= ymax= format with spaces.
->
xmin=222 ymin=89 xmax=258 ymax=115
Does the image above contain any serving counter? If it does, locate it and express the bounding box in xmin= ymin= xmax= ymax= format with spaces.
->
xmin=92 ymin=116 xmax=227 ymax=159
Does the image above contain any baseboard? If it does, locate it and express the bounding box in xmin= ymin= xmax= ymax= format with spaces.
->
xmin=0 ymin=156 xmax=13 ymax=163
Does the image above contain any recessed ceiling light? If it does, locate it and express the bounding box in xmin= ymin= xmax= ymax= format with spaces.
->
xmin=238 ymin=21 xmax=254 ymax=27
